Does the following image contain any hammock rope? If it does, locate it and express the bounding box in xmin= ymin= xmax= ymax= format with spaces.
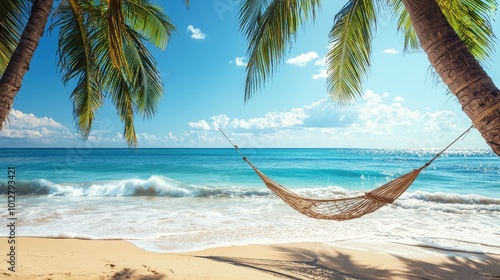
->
xmin=219 ymin=125 xmax=475 ymax=221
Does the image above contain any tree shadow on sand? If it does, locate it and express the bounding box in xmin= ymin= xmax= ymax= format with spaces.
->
xmin=200 ymin=256 xmax=361 ymax=279
xmin=199 ymin=246 xmax=500 ymax=280
xmin=395 ymin=252 xmax=500 ymax=280
xmin=109 ymin=267 xmax=167 ymax=280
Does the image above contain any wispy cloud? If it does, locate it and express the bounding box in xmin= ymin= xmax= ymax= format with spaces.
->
xmin=312 ymin=69 xmax=327 ymax=80
xmin=231 ymin=109 xmax=309 ymax=129
xmin=187 ymin=25 xmax=206 ymax=40
xmin=312 ymin=57 xmax=327 ymax=79
xmin=393 ymin=96 xmax=404 ymax=102
xmin=229 ymin=56 xmax=247 ymax=67
xmin=286 ymin=51 xmax=319 ymax=66
xmin=314 ymin=57 xmax=326 ymax=66
xmin=186 ymin=90 xmax=475 ymax=148
xmin=423 ymin=111 xmax=457 ymax=134
xmin=383 ymin=48 xmax=399 ymax=54
xmin=2 ymin=95 xmax=481 ymax=149
xmin=188 ymin=120 xmax=212 ymax=130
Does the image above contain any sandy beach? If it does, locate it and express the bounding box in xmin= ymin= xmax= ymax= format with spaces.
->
xmin=1 ymin=237 xmax=498 ymax=279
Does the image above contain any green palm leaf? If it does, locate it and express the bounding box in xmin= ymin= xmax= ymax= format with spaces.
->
xmin=123 ymin=0 xmax=175 ymax=118
xmin=387 ymin=0 xmax=419 ymax=52
xmin=326 ymin=0 xmax=377 ymax=106
xmin=95 ymin=24 xmax=139 ymax=147
xmin=440 ymin=0 xmax=497 ymax=62
xmin=52 ymin=0 xmax=186 ymax=147
xmin=0 ymin=0 xmax=31 ymax=75
xmin=97 ymin=0 xmax=177 ymax=147
xmin=124 ymin=28 xmax=163 ymax=119
xmin=108 ymin=0 xmax=130 ymax=73
xmin=89 ymin=0 xmax=138 ymax=147
xmin=388 ymin=0 xmax=496 ymax=62
xmin=124 ymin=0 xmax=176 ymax=50
xmin=2 ymin=0 xmax=186 ymax=147
xmin=51 ymin=0 xmax=102 ymax=139
xmin=239 ymin=0 xmax=496 ymax=107
xmin=239 ymin=0 xmax=321 ymax=100
xmin=107 ymin=68 xmax=138 ymax=147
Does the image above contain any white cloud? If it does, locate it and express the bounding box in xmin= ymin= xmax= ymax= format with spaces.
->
xmin=423 ymin=111 xmax=457 ymax=134
xmin=7 ymin=109 xmax=64 ymax=130
xmin=311 ymin=57 xmax=327 ymax=79
xmin=286 ymin=51 xmax=319 ymax=66
xmin=229 ymin=57 xmax=247 ymax=67
xmin=188 ymin=120 xmax=212 ymax=130
xmin=3 ymin=96 xmax=478 ymax=149
xmin=138 ymin=133 xmax=160 ymax=143
xmin=383 ymin=48 xmax=399 ymax=54
xmin=314 ymin=57 xmax=326 ymax=66
xmin=350 ymin=90 xmax=422 ymax=135
xmin=188 ymin=99 xmax=351 ymax=134
xmin=393 ymin=96 xmax=405 ymax=102
xmin=165 ymin=132 xmax=184 ymax=143
xmin=0 ymin=109 xmax=71 ymax=140
xmin=187 ymin=25 xmax=206 ymax=40
xmin=312 ymin=69 xmax=327 ymax=80
xmin=211 ymin=114 xmax=230 ymax=129
xmin=230 ymin=108 xmax=309 ymax=129
xmin=0 ymin=109 xmax=188 ymax=147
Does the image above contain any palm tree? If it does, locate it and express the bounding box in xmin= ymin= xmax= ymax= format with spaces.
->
xmin=239 ymin=0 xmax=500 ymax=156
xmin=0 ymin=0 xmax=188 ymax=147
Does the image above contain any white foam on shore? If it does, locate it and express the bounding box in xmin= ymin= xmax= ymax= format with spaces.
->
xmin=10 ymin=192 xmax=500 ymax=255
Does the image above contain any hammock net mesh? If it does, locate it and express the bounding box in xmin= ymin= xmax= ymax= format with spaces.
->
xmin=220 ymin=123 xmax=477 ymax=221
xmin=249 ymin=160 xmax=423 ymax=221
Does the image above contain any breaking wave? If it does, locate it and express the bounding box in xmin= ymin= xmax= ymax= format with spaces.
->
xmin=1 ymin=176 xmax=498 ymax=209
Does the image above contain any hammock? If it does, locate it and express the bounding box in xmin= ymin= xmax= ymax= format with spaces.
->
xmin=219 ymin=126 xmax=474 ymax=221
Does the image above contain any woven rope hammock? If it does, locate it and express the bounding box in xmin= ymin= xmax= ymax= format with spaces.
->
xmin=219 ymin=125 xmax=476 ymax=221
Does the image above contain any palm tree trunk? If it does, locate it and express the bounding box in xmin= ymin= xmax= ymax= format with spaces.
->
xmin=0 ymin=0 xmax=54 ymax=128
xmin=401 ymin=0 xmax=500 ymax=156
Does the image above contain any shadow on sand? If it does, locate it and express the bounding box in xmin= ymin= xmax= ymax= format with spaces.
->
xmin=200 ymin=246 xmax=500 ymax=280
xmin=109 ymin=267 xmax=167 ymax=280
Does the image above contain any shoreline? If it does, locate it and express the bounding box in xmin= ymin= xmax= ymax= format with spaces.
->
xmin=1 ymin=237 xmax=499 ymax=279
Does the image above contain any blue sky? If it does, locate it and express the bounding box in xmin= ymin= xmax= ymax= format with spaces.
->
xmin=1 ymin=1 xmax=498 ymax=149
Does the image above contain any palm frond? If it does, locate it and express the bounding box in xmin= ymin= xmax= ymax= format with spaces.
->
xmin=96 ymin=43 xmax=138 ymax=147
xmin=52 ymin=0 xmax=182 ymax=147
xmin=112 ymin=75 xmax=138 ymax=148
xmin=85 ymin=2 xmax=136 ymax=147
xmin=386 ymin=0 xmax=419 ymax=52
xmin=104 ymin=62 xmax=138 ymax=147
xmin=327 ymin=0 xmax=377 ymax=106
xmin=107 ymin=0 xmax=129 ymax=72
xmin=239 ymin=0 xmax=271 ymax=44
xmin=438 ymin=0 xmax=497 ymax=63
xmin=51 ymin=0 xmax=102 ymax=139
xmin=124 ymin=0 xmax=176 ymax=50
xmin=238 ymin=0 xmax=321 ymax=100
xmin=388 ymin=0 xmax=497 ymax=62
xmin=124 ymin=28 xmax=163 ymax=119
xmin=0 ymin=0 xmax=31 ymax=75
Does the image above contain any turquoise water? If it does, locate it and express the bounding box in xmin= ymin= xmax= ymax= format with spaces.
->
xmin=2 ymin=148 xmax=499 ymax=195
xmin=1 ymin=148 xmax=499 ymax=253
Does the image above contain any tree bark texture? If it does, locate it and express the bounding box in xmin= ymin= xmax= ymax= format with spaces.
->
xmin=0 ymin=0 xmax=54 ymax=128
xmin=401 ymin=0 xmax=500 ymax=156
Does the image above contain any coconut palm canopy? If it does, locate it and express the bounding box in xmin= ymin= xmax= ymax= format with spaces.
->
xmin=239 ymin=0 xmax=500 ymax=156
xmin=0 ymin=0 xmax=189 ymax=147
xmin=2 ymin=1 xmax=499 ymax=150
xmin=240 ymin=0 xmax=496 ymax=103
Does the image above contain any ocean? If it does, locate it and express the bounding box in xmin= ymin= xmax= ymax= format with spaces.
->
xmin=1 ymin=148 xmax=499 ymax=254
